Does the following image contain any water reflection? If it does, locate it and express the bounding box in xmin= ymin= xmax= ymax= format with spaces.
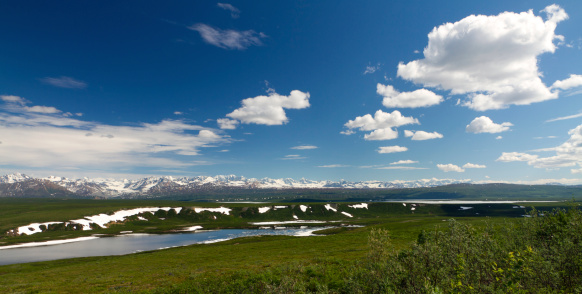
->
xmin=0 ymin=227 xmax=322 ymax=266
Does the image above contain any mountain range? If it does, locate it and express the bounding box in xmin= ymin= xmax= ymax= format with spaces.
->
xmin=0 ymin=173 xmax=472 ymax=198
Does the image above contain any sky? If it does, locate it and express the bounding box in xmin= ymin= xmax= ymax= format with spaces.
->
xmin=1 ymin=0 xmax=581 ymax=184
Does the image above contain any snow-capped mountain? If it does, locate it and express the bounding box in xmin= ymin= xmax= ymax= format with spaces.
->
xmin=0 ymin=173 xmax=471 ymax=198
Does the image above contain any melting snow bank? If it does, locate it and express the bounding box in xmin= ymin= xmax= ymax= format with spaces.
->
xmin=13 ymin=207 xmax=183 ymax=236
xmin=341 ymin=212 xmax=354 ymax=218
xmin=348 ymin=203 xmax=368 ymax=209
xmin=0 ymin=236 xmax=99 ymax=250
xmin=182 ymin=226 xmax=203 ymax=232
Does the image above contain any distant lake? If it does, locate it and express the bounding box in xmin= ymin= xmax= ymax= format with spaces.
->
xmin=0 ymin=227 xmax=322 ymax=266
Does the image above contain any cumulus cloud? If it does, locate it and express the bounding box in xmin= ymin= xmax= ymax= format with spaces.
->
xmin=344 ymin=110 xmax=419 ymax=141
xmin=291 ymin=145 xmax=318 ymax=150
xmin=189 ymin=23 xmax=266 ymax=50
xmin=463 ymin=163 xmax=486 ymax=169
xmin=364 ymin=128 xmax=398 ymax=141
xmin=217 ymin=3 xmax=240 ymax=18
xmin=0 ymin=96 xmax=228 ymax=169
xmin=225 ymin=90 xmax=310 ymax=126
xmin=217 ymin=118 xmax=239 ymax=130
xmin=497 ymin=152 xmax=539 ymax=162
xmin=551 ymin=74 xmax=582 ymax=90
xmin=377 ymin=146 xmax=408 ymax=154
xmin=466 ymin=116 xmax=512 ymax=133
xmin=397 ymin=5 xmax=570 ymax=111
xmin=496 ymin=124 xmax=582 ymax=170
xmin=437 ymin=164 xmax=464 ymax=172
xmin=41 ymin=76 xmax=87 ymax=89
xmin=377 ymin=84 xmax=443 ymax=108
xmin=404 ymin=130 xmax=443 ymax=140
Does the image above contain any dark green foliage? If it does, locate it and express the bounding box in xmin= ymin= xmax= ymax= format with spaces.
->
xmin=162 ymin=205 xmax=582 ymax=293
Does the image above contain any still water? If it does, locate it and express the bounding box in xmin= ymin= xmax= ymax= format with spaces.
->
xmin=0 ymin=227 xmax=322 ymax=266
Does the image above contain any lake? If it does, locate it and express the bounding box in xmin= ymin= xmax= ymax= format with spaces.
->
xmin=0 ymin=227 xmax=323 ymax=266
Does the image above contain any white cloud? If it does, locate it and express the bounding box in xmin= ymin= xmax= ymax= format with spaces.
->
xmin=226 ymin=90 xmax=310 ymax=125
xmin=318 ymin=164 xmax=350 ymax=168
xmin=0 ymin=95 xmax=26 ymax=104
xmin=572 ymin=168 xmax=582 ymax=174
xmin=189 ymin=23 xmax=266 ymax=50
xmin=217 ymin=118 xmax=239 ymax=130
xmin=437 ymin=164 xmax=464 ymax=172
xmin=41 ymin=76 xmax=87 ymax=89
xmin=390 ymin=160 xmax=418 ymax=165
xmin=496 ymin=136 xmax=503 ymax=140
xmin=377 ymin=84 xmax=443 ymax=108
xmin=364 ymin=128 xmax=398 ymax=141
xmin=377 ymin=146 xmax=408 ymax=154
xmin=546 ymin=112 xmax=582 ymax=123
xmin=497 ymin=125 xmax=582 ymax=169
xmin=463 ymin=163 xmax=486 ymax=169
xmin=291 ymin=145 xmax=318 ymax=150
xmin=217 ymin=3 xmax=240 ymax=18
xmin=344 ymin=110 xmax=419 ymax=140
xmin=397 ymin=5 xmax=570 ymax=111
xmin=551 ymin=74 xmax=582 ymax=90
xmin=466 ymin=116 xmax=512 ymax=133
xmin=497 ymin=152 xmax=539 ymax=162
xmin=0 ymin=97 xmax=228 ymax=169
xmin=404 ymin=130 xmax=443 ymax=140
xmin=174 ymin=111 xmax=183 ymax=115
xmin=24 ymin=105 xmax=61 ymax=114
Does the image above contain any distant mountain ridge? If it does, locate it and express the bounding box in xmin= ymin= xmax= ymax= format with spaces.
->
xmin=0 ymin=173 xmax=472 ymax=198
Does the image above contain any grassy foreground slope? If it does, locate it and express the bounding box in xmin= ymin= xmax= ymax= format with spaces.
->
xmin=0 ymin=199 xmax=578 ymax=293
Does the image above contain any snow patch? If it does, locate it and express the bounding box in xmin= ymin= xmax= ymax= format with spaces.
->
xmin=182 ymin=225 xmax=203 ymax=231
xmin=274 ymin=206 xmax=287 ymax=209
xmin=194 ymin=207 xmax=231 ymax=215
xmin=258 ymin=207 xmax=271 ymax=213
xmin=299 ymin=205 xmax=309 ymax=212
xmin=324 ymin=204 xmax=337 ymax=212
xmin=341 ymin=212 xmax=353 ymax=218
xmin=459 ymin=206 xmax=473 ymax=210
xmin=348 ymin=203 xmax=368 ymax=209
xmin=293 ymin=215 xmax=299 ymax=220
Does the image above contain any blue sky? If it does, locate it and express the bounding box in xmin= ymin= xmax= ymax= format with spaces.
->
xmin=1 ymin=0 xmax=581 ymax=184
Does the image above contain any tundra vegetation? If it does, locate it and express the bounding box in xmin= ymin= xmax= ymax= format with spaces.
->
xmin=0 ymin=198 xmax=579 ymax=293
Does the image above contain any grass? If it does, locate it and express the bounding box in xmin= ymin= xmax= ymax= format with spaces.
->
xmin=0 ymin=198 xmax=574 ymax=293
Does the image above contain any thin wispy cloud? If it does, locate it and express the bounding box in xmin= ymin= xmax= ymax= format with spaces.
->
xmin=318 ymin=164 xmax=350 ymax=168
xmin=41 ymin=76 xmax=87 ymax=89
xmin=546 ymin=112 xmax=582 ymax=122
xmin=281 ymin=154 xmax=306 ymax=160
xmin=189 ymin=23 xmax=266 ymax=50
xmin=217 ymin=3 xmax=240 ymax=19
xmin=291 ymin=145 xmax=318 ymax=150
xmin=0 ymin=95 xmax=228 ymax=170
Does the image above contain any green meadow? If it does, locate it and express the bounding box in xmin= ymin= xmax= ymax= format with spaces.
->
xmin=0 ymin=198 xmax=578 ymax=293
